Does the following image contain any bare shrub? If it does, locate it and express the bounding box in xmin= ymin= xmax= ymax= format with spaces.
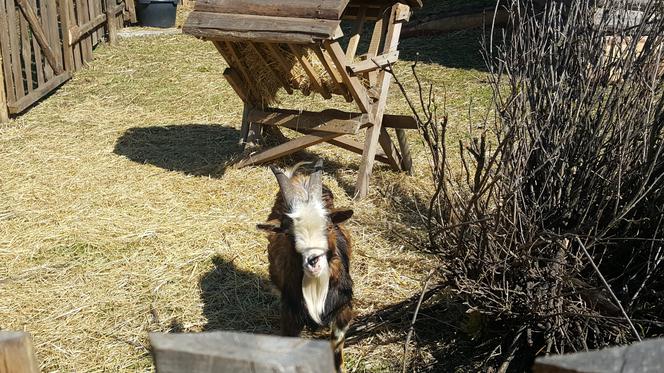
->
xmin=394 ymin=0 xmax=664 ymax=370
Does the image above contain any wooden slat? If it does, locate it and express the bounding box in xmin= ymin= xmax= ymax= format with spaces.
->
xmin=69 ymin=11 xmax=105 ymax=45
xmin=237 ymin=130 xmax=343 ymax=168
xmin=7 ymin=0 xmax=25 ymax=98
xmin=106 ymin=0 xmax=118 ymax=45
xmin=57 ymin=0 xmax=75 ymax=72
xmin=76 ymin=0 xmax=94 ymax=63
xmin=44 ymin=0 xmax=62 ymax=66
xmin=325 ymin=135 xmax=391 ymax=165
xmin=345 ymin=6 xmax=366 ymax=60
xmin=125 ymin=0 xmax=137 ymax=23
xmin=67 ymin=0 xmax=83 ymax=71
xmin=323 ymin=40 xmax=371 ymax=113
xmin=378 ymin=127 xmax=402 ymax=171
xmin=0 ymin=55 xmax=9 ymax=122
xmin=18 ymin=9 xmax=32 ymax=93
xmin=194 ymin=0 xmax=350 ymax=20
xmin=349 ymin=51 xmax=399 ymax=75
xmin=219 ymin=41 xmax=259 ymax=103
xmin=0 ymin=0 xmax=17 ymax=103
xmin=16 ymin=0 xmax=65 ymax=75
xmin=28 ymin=0 xmax=43 ymax=85
xmin=222 ymin=67 xmax=249 ymax=103
xmin=248 ymin=108 xmax=367 ymax=134
xmin=355 ymin=4 xmax=405 ymax=198
xmin=312 ymin=47 xmax=352 ymax=102
xmin=263 ymin=43 xmax=300 ymax=88
xmin=288 ymin=44 xmax=331 ymax=99
xmin=0 ymin=332 xmax=40 ymax=373
xmin=382 ymin=113 xmax=417 ymax=129
xmin=247 ymin=42 xmax=292 ymax=94
xmin=7 ymin=71 xmax=70 ymax=113
xmin=184 ymin=12 xmax=340 ymax=44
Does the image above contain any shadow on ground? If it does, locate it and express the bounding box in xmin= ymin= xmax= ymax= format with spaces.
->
xmin=113 ymin=124 xmax=242 ymax=177
xmin=199 ymin=255 xmax=279 ymax=334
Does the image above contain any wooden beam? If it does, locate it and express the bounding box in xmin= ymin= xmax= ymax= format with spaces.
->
xmin=56 ymin=0 xmax=74 ymax=72
xmin=105 ymin=0 xmax=118 ymax=45
xmin=312 ymin=47 xmax=352 ymax=102
xmin=150 ymin=331 xmax=335 ymax=373
xmin=323 ymin=40 xmax=371 ymax=114
xmin=325 ymin=135 xmax=392 ymax=165
xmin=222 ymin=68 xmax=249 ymax=103
xmin=248 ymin=108 xmax=367 ymax=135
xmin=349 ymin=51 xmax=399 ymax=75
xmin=0 ymin=56 xmax=8 ymax=122
xmin=15 ymin=0 xmax=63 ymax=74
xmin=345 ymin=6 xmax=366 ymax=60
xmin=68 ymin=4 xmax=123 ymax=45
xmin=7 ymin=71 xmax=70 ymax=113
xmin=237 ymin=131 xmax=344 ymax=168
xmin=378 ymin=127 xmax=403 ymax=171
xmin=288 ymin=44 xmax=331 ymax=99
xmin=0 ymin=331 xmax=40 ymax=373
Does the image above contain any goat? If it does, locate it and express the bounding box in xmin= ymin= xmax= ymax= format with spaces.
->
xmin=257 ymin=160 xmax=354 ymax=371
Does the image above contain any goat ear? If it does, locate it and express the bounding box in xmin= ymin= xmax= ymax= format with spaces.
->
xmin=329 ymin=209 xmax=353 ymax=225
xmin=256 ymin=222 xmax=284 ymax=233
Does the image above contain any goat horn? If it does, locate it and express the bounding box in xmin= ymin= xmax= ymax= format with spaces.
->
xmin=270 ymin=165 xmax=296 ymax=209
xmin=308 ymin=159 xmax=324 ymax=201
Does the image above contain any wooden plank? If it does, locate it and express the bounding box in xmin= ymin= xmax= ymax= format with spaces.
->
xmin=533 ymin=338 xmax=664 ymax=373
xmin=288 ymin=44 xmax=331 ymax=99
xmin=193 ymin=0 xmax=350 ymax=20
xmin=68 ymin=0 xmax=83 ymax=71
xmin=378 ymin=127 xmax=402 ymax=171
xmin=395 ymin=128 xmax=413 ymax=174
xmin=345 ymin=6 xmax=366 ymax=60
xmin=150 ymin=331 xmax=336 ymax=373
xmin=0 ymin=331 xmax=40 ymax=373
xmin=349 ymin=50 xmax=399 ymax=75
xmin=183 ymin=12 xmax=340 ymax=44
xmin=76 ymin=0 xmax=94 ymax=63
xmin=57 ymin=0 xmax=75 ymax=72
xmin=16 ymin=0 xmax=65 ymax=75
xmin=323 ymin=40 xmax=371 ymax=113
xmin=326 ymin=135 xmax=391 ymax=165
xmin=28 ymin=0 xmax=44 ymax=85
xmin=312 ymin=47 xmax=352 ymax=102
xmin=19 ymin=9 xmax=32 ymax=93
xmin=355 ymin=4 xmax=404 ymax=198
xmin=7 ymin=0 xmax=26 ymax=99
xmin=366 ymin=13 xmax=386 ymax=85
xmin=248 ymin=108 xmax=367 ymax=134
xmin=125 ymin=0 xmax=137 ymax=23
xmin=106 ymin=0 xmax=117 ymax=44
xmin=382 ymin=113 xmax=417 ymax=129
xmin=0 ymin=56 xmax=9 ymax=122
xmin=0 ymin=0 xmax=17 ymax=103
xmin=44 ymin=0 xmax=62 ymax=67
xmin=7 ymin=71 xmax=70 ymax=113
xmin=69 ymin=12 xmax=106 ymax=45
xmin=263 ymin=43 xmax=299 ymax=87
xmin=237 ymin=130 xmax=343 ymax=167
xmin=222 ymin=68 xmax=249 ymax=103
xmin=219 ymin=41 xmax=259 ymax=103
xmin=247 ymin=42 xmax=292 ymax=94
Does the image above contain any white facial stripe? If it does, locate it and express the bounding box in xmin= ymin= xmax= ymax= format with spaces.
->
xmin=288 ymin=200 xmax=329 ymax=253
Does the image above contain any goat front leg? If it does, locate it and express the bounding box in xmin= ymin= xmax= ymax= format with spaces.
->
xmin=331 ymin=305 xmax=353 ymax=372
xmin=280 ymin=302 xmax=304 ymax=337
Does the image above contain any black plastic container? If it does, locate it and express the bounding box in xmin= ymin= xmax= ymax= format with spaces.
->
xmin=136 ymin=0 xmax=179 ymax=28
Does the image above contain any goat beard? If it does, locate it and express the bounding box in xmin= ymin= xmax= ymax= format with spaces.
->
xmin=302 ymin=266 xmax=330 ymax=326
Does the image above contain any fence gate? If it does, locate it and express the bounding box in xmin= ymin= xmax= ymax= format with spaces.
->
xmin=0 ymin=0 xmax=127 ymax=120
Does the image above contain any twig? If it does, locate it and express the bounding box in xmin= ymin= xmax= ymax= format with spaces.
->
xmin=575 ymin=236 xmax=642 ymax=341
xmin=402 ymin=269 xmax=436 ymax=373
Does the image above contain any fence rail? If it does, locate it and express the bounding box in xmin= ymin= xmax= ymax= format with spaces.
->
xmin=0 ymin=0 xmax=132 ymax=121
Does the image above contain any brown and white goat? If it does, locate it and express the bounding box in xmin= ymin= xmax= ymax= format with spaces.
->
xmin=257 ymin=160 xmax=353 ymax=371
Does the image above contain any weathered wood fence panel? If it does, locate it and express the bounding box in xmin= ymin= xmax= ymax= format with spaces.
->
xmin=150 ymin=331 xmax=336 ymax=373
xmin=0 ymin=0 xmax=129 ymax=119
xmin=0 ymin=332 xmax=40 ymax=373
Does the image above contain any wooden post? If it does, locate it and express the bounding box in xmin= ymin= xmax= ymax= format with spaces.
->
xmin=0 ymin=56 xmax=9 ymax=123
xmin=0 ymin=332 xmax=40 ymax=373
xmin=149 ymin=331 xmax=336 ymax=373
xmin=105 ymin=0 xmax=117 ymax=45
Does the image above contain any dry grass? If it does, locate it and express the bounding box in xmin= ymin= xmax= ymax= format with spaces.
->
xmin=0 ymin=27 xmax=491 ymax=372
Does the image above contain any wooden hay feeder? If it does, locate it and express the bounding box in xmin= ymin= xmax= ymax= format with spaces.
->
xmin=183 ymin=0 xmax=423 ymax=198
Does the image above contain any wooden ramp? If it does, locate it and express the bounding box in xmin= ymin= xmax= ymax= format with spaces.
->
xmin=183 ymin=0 xmax=422 ymax=198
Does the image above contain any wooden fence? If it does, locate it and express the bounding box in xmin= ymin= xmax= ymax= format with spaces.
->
xmin=0 ymin=0 xmax=134 ymax=122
